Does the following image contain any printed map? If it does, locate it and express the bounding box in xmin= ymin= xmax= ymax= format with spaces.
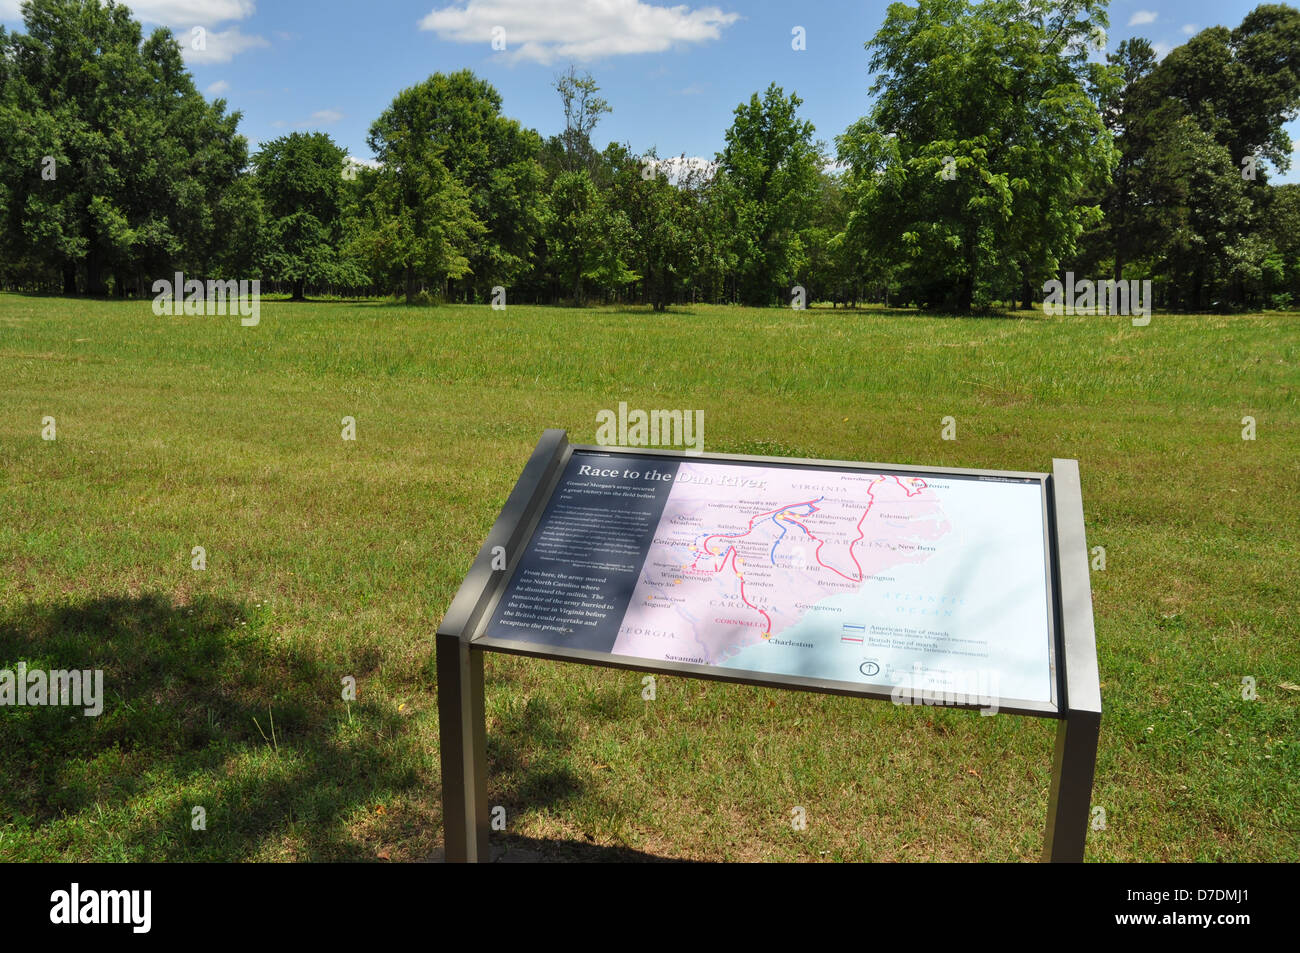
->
xmin=610 ymin=461 xmax=1054 ymax=703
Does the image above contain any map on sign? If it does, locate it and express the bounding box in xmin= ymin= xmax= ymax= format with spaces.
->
xmin=482 ymin=453 xmax=1056 ymax=707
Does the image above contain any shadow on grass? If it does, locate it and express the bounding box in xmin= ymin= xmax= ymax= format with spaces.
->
xmin=429 ymin=835 xmax=686 ymax=863
xmin=0 ymin=592 xmax=416 ymax=860
xmin=480 ymin=659 xmax=676 ymax=858
xmin=0 ymin=592 xmax=638 ymax=861
xmin=487 ymin=693 xmax=586 ymax=808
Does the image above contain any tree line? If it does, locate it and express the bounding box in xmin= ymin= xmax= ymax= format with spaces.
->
xmin=2 ymin=0 xmax=1299 ymax=312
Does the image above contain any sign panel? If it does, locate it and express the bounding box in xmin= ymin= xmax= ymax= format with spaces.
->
xmin=439 ymin=432 xmax=1100 ymax=861
xmin=477 ymin=448 xmax=1057 ymax=713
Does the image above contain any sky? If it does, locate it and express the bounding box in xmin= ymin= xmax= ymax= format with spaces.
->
xmin=2 ymin=0 xmax=1297 ymax=183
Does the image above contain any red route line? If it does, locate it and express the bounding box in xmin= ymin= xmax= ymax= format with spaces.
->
xmin=730 ymin=548 xmax=771 ymax=635
xmin=688 ymin=475 xmax=928 ymax=636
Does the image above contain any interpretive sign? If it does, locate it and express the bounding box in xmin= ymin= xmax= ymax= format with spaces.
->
xmin=437 ymin=431 xmax=1101 ymax=862
xmin=481 ymin=451 xmax=1056 ymax=713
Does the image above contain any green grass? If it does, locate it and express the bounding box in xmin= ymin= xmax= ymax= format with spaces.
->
xmin=0 ymin=293 xmax=1296 ymax=861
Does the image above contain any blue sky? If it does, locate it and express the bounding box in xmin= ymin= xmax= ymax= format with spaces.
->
xmin=3 ymin=0 xmax=1298 ymax=182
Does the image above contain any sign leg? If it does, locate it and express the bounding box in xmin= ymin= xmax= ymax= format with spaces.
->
xmin=1043 ymin=709 xmax=1100 ymax=862
xmin=437 ymin=633 xmax=489 ymax=862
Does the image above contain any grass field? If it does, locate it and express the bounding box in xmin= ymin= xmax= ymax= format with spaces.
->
xmin=0 ymin=292 xmax=1296 ymax=862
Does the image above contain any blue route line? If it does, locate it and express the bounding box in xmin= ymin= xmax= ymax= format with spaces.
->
xmin=767 ymin=498 xmax=822 ymax=565
xmin=768 ymin=515 xmax=787 ymax=565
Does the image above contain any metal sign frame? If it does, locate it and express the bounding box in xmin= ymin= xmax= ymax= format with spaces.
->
xmin=436 ymin=429 xmax=1101 ymax=862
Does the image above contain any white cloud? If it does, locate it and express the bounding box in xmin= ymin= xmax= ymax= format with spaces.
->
xmin=182 ymin=26 xmax=269 ymax=64
xmin=1128 ymin=11 xmax=1158 ymax=27
xmin=3 ymin=0 xmax=257 ymax=21
xmin=1151 ymin=41 xmax=1172 ymax=60
xmin=125 ymin=1 xmax=256 ymax=22
xmin=1181 ymin=23 xmax=1198 ymax=35
xmin=419 ymin=0 xmax=740 ymax=64
xmin=206 ymin=79 xmax=230 ymax=95
xmin=295 ymin=109 xmax=344 ymax=127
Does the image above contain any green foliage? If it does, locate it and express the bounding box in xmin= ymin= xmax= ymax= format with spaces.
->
xmin=397 ymin=71 xmax=547 ymax=297
xmin=0 ymin=0 xmax=248 ymax=295
xmin=716 ymin=83 xmax=823 ymax=306
xmin=1 ymin=0 xmax=1298 ymax=313
xmin=839 ymin=0 xmax=1116 ymax=311
xmin=555 ymin=65 xmax=612 ymax=175
xmin=253 ymin=133 xmax=360 ymax=299
xmin=545 ymin=169 xmax=636 ymax=305
xmin=606 ymin=148 xmax=699 ymax=311
xmin=361 ymin=78 xmax=486 ymax=304
xmin=1079 ymin=4 xmax=1300 ymax=310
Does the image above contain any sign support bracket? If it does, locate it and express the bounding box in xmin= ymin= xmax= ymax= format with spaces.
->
xmin=436 ymin=429 xmax=569 ymax=863
xmin=1043 ymin=458 xmax=1103 ymax=862
xmin=436 ymin=632 xmax=488 ymax=862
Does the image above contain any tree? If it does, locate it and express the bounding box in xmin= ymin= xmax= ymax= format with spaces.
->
xmin=1141 ymin=7 xmax=1300 ymax=183
xmin=1260 ymin=184 xmax=1300 ymax=307
xmin=1141 ymin=108 xmax=1255 ymax=309
xmin=529 ymin=67 xmax=619 ymax=304
xmin=383 ymin=71 xmax=547 ymax=301
xmin=1103 ymin=6 xmax=1300 ymax=308
xmin=253 ymin=133 xmax=357 ymax=300
xmin=604 ymin=147 xmax=698 ymax=310
xmin=799 ymin=170 xmax=856 ymax=306
xmin=716 ymin=83 xmax=822 ymax=307
xmin=677 ymin=159 xmax=731 ymax=305
xmin=0 ymin=23 xmax=57 ymax=288
xmin=545 ymin=169 xmax=635 ymax=305
xmin=363 ymin=80 xmax=485 ymax=303
xmin=1081 ymin=37 xmax=1159 ymax=287
xmin=839 ymin=0 xmax=1116 ymax=311
xmin=0 ymin=0 xmax=248 ymax=295
xmin=555 ymin=66 xmax=611 ymax=174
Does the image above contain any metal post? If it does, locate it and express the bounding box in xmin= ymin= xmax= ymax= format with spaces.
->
xmin=435 ymin=430 xmax=570 ymax=863
xmin=1044 ymin=706 xmax=1101 ymax=862
xmin=437 ymin=632 xmax=488 ymax=862
xmin=1044 ymin=458 xmax=1103 ymax=862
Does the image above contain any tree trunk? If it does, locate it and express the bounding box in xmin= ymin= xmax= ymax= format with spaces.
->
xmin=85 ymin=251 xmax=106 ymax=297
xmin=405 ymin=267 xmax=416 ymax=305
xmin=292 ymin=278 xmax=306 ymax=301
xmin=62 ymin=261 xmax=77 ymax=296
xmin=957 ymin=273 xmax=974 ymax=313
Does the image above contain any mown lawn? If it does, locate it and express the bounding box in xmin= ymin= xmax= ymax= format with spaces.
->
xmin=0 ymin=293 xmax=1295 ymax=861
